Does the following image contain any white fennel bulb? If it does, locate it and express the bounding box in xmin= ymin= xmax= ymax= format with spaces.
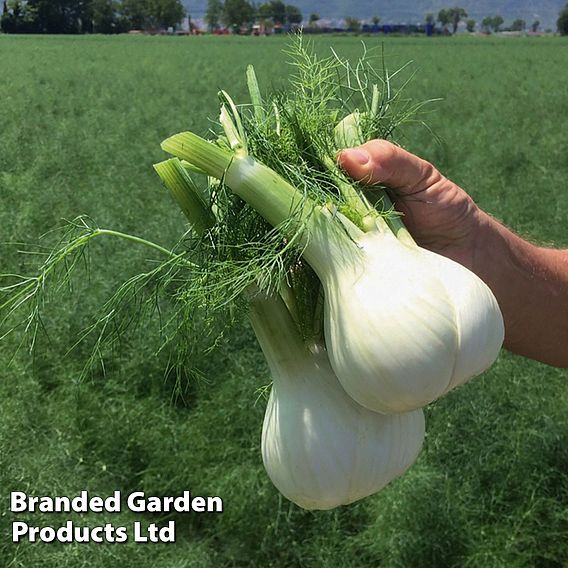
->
xmin=249 ymin=294 xmax=425 ymax=511
xmin=305 ymin=212 xmax=505 ymax=414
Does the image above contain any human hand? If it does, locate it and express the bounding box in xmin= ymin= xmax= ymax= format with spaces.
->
xmin=337 ymin=140 xmax=484 ymax=271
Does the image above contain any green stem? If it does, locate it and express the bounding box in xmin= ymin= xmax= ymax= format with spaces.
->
xmin=95 ymin=229 xmax=192 ymax=263
xmin=162 ymin=132 xmax=232 ymax=179
xmin=219 ymin=90 xmax=248 ymax=154
xmin=374 ymin=189 xmax=417 ymax=246
xmin=248 ymin=292 xmax=308 ymax=375
xmin=322 ymin=155 xmax=373 ymax=221
xmin=154 ymin=158 xmax=215 ymax=235
xmin=246 ymin=65 xmax=266 ymax=123
xmin=162 ymin=131 xmax=314 ymax=231
xmin=278 ymin=278 xmax=300 ymax=329
xmin=220 ymin=105 xmax=243 ymax=152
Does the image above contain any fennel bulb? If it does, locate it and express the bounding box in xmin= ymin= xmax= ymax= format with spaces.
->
xmin=305 ymin=214 xmax=505 ymax=414
xmin=250 ymin=294 xmax=425 ymax=510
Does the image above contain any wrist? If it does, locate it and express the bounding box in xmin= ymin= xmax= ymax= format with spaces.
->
xmin=470 ymin=213 xmax=568 ymax=365
xmin=470 ymin=210 xmax=530 ymax=309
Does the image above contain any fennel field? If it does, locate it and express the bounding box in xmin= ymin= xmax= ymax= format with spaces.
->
xmin=0 ymin=34 xmax=567 ymax=567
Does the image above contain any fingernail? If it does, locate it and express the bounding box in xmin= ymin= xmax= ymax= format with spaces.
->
xmin=344 ymin=148 xmax=370 ymax=166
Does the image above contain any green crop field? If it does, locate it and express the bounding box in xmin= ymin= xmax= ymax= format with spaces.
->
xmin=0 ymin=34 xmax=567 ymax=567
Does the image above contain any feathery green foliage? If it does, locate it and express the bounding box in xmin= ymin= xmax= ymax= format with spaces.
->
xmin=1 ymin=35 xmax=425 ymax=366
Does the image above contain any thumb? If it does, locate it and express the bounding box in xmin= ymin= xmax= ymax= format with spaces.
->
xmin=337 ymin=140 xmax=441 ymax=194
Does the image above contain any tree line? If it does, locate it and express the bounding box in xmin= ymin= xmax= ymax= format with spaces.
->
xmin=3 ymin=0 xmax=567 ymax=34
xmin=432 ymin=7 xmax=537 ymax=33
xmin=1 ymin=0 xmax=185 ymax=33
xmin=0 ymin=0 xmax=304 ymax=33
xmin=432 ymin=4 xmax=568 ymax=34
xmin=205 ymin=0 xmax=302 ymax=30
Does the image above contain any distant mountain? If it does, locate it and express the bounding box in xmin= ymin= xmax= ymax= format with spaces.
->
xmin=184 ymin=0 xmax=564 ymax=30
